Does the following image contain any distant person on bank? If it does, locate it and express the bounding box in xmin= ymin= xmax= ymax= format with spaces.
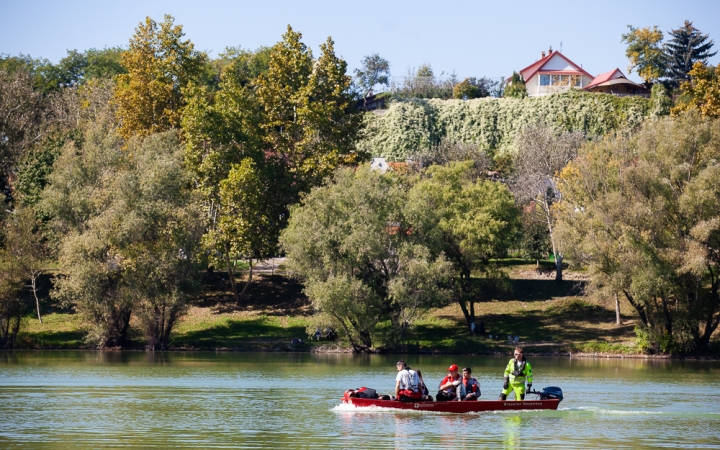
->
xmin=394 ymin=360 xmax=422 ymax=401
xmin=436 ymin=364 xmax=461 ymax=401
xmin=499 ymin=347 xmax=533 ymax=401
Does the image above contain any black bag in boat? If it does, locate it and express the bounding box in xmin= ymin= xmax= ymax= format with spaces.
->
xmin=344 ymin=387 xmax=378 ymax=400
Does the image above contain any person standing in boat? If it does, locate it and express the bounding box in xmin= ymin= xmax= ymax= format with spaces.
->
xmin=436 ymin=364 xmax=461 ymax=401
xmin=499 ymin=347 xmax=533 ymax=401
xmin=456 ymin=367 xmax=481 ymax=401
xmin=394 ymin=360 xmax=422 ymax=401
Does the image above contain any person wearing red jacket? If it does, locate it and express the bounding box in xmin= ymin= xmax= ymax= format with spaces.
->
xmin=436 ymin=364 xmax=461 ymax=401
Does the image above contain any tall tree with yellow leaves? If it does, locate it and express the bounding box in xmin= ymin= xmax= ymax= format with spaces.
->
xmin=114 ymin=15 xmax=206 ymax=140
xmin=621 ymin=25 xmax=666 ymax=83
xmin=672 ymin=62 xmax=720 ymax=119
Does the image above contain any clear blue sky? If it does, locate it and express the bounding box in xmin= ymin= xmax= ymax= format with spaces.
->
xmin=2 ymin=0 xmax=719 ymax=83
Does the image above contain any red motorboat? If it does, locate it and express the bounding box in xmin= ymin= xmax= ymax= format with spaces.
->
xmin=342 ymin=387 xmax=563 ymax=414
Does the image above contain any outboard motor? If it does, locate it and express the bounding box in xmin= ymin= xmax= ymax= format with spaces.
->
xmin=534 ymin=386 xmax=563 ymax=401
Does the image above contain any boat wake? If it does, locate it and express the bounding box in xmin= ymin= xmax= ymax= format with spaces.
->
xmin=561 ymin=406 xmax=665 ymax=416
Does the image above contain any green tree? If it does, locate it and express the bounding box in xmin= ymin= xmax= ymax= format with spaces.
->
xmin=621 ymin=25 xmax=666 ymax=83
xmin=0 ymin=68 xmax=45 ymax=215
xmin=114 ymin=15 xmax=207 ymax=140
xmin=182 ymin=46 xmax=274 ymax=302
xmin=453 ymin=78 xmax=479 ymax=100
xmin=202 ymin=158 xmax=275 ymax=302
xmin=453 ymin=77 xmax=498 ymax=100
xmin=2 ymin=206 xmax=49 ymax=323
xmin=0 ymin=245 xmax=24 ymax=349
xmin=404 ymin=161 xmax=520 ymax=331
xmin=503 ymin=72 xmax=527 ymax=98
xmin=354 ymin=53 xmax=390 ymax=109
xmin=665 ymin=21 xmax=716 ymax=85
xmin=557 ymin=115 xmax=720 ymax=353
xmin=280 ymin=168 xmax=452 ymax=351
xmin=43 ymin=122 xmax=202 ymax=349
xmin=255 ymin=26 xmax=364 ymax=193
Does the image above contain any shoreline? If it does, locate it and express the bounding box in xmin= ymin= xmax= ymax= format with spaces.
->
xmin=3 ymin=346 xmax=719 ymax=361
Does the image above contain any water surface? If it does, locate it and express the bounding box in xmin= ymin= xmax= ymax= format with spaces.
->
xmin=1 ymin=351 xmax=719 ymax=448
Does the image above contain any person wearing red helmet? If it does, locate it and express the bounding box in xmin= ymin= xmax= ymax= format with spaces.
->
xmin=436 ymin=364 xmax=461 ymax=401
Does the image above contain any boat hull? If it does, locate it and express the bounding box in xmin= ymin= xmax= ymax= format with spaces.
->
xmin=342 ymin=397 xmax=560 ymax=413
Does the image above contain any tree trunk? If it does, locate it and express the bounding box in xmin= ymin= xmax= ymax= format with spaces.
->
xmin=554 ymin=254 xmax=563 ymax=282
xmin=239 ymin=258 xmax=253 ymax=299
xmin=615 ymin=292 xmax=622 ymax=325
xmin=623 ymin=289 xmax=649 ymax=326
xmin=31 ymin=273 xmax=42 ymax=324
xmin=223 ymin=242 xmax=240 ymax=303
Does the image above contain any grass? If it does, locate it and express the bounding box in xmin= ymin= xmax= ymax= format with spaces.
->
xmin=17 ymin=313 xmax=87 ymax=348
xmin=11 ymin=263 xmax=653 ymax=354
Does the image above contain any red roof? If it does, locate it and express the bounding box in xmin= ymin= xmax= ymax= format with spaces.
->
xmin=584 ymin=68 xmax=624 ymax=89
xmin=517 ymin=51 xmax=594 ymax=82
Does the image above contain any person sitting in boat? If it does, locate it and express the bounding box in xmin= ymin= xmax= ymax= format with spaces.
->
xmin=436 ymin=364 xmax=461 ymax=401
xmin=416 ymin=370 xmax=432 ymax=401
xmin=456 ymin=367 xmax=481 ymax=401
xmin=394 ymin=360 xmax=423 ymax=401
xmin=498 ymin=347 xmax=533 ymax=401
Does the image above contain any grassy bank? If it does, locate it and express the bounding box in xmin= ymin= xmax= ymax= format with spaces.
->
xmin=14 ymin=261 xmax=663 ymax=355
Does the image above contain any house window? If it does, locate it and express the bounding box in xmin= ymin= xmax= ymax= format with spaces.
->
xmin=540 ymin=74 xmax=582 ymax=87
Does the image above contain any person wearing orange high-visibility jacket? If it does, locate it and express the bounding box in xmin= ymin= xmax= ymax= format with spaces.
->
xmin=498 ymin=347 xmax=533 ymax=401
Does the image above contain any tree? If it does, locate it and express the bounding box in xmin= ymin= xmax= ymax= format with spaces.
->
xmin=255 ymin=26 xmax=364 ymax=193
xmin=518 ymin=206 xmax=551 ymax=265
xmin=672 ymin=62 xmax=720 ymax=118
xmin=453 ymin=77 xmax=498 ymax=100
xmin=182 ymin=49 xmax=266 ymax=303
xmin=201 ymin=158 xmax=275 ymax=302
xmin=665 ymin=21 xmax=716 ymax=85
xmin=410 ymin=138 xmax=492 ymax=178
xmin=354 ymin=53 xmax=390 ymax=109
xmin=454 ymin=78 xmax=479 ymax=100
xmin=557 ymin=114 xmax=720 ymax=353
xmin=43 ymin=122 xmax=203 ymax=349
xmin=404 ymin=161 xmax=520 ymax=332
xmin=503 ymin=72 xmax=527 ymax=99
xmin=0 ymin=68 xmax=45 ymax=210
xmin=511 ymin=123 xmax=586 ymax=282
xmin=2 ymin=206 xmax=49 ymax=323
xmin=183 ymin=28 xmax=363 ymax=301
xmin=113 ymin=15 xmax=207 ymax=140
xmin=621 ymin=25 xmax=666 ymax=83
xmin=280 ymin=168 xmax=452 ymax=351
xmin=0 ymin=246 xmax=24 ymax=349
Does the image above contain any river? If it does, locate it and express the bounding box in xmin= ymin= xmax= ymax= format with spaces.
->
xmin=1 ymin=351 xmax=719 ymax=449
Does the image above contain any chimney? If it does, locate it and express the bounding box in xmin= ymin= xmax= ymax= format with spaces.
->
xmin=541 ymin=51 xmax=546 ymax=58
xmin=549 ymin=46 xmax=553 ymax=54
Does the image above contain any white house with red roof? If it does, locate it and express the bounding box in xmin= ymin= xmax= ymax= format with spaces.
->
xmin=517 ymin=48 xmax=594 ymax=96
xmin=513 ymin=49 xmax=648 ymax=97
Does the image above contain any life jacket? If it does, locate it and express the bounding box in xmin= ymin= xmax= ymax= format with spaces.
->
xmin=438 ymin=374 xmax=460 ymax=393
xmin=457 ymin=377 xmax=479 ymax=397
xmin=505 ymin=357 xmax=533 ymax=384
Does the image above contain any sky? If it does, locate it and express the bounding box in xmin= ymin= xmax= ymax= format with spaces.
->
xmin=2 ymin=0 xmax=720 ymax=84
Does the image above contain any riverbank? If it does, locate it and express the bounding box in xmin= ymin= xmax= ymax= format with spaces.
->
xmin=14 ymin=262 xmax=719 ymax=357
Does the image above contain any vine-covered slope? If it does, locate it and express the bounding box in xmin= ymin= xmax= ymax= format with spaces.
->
xmin=358 ymin=91 xmax=651 ymax=161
